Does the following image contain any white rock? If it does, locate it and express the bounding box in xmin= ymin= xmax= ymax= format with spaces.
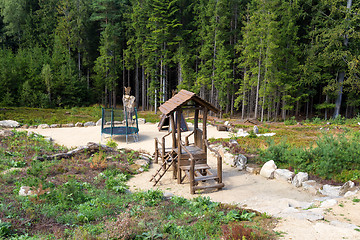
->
xmin=0 ymin=120 xmax=20 ymax=128
xmin=302 ymin=180 xmax=322 ymax=195
xmin=134 ymin=159 xmax=149 ymax=167
xmin=62 ymin=123 xmax=75 ymax=127
xmin=37 ymin=124 xmax=50 ymax=129
xmin=256 ymin=133 xmax=276 ymax=137
xmin=330 ymin=220 xmax=359 ymax=230
xmin=224 ymin=121 xmax=230 ymax=126
xmin=292 ymin=172 xmax=309 ymax=187
xmin=260 ymin=160 xmax=277 ymax=179
xmin=274 ymin=169 xmax=295 ymax=182
xmin=75 ymin=122 xmax=84 ymax=127
xmin=138 ymin=118 xmax=146 ymax=124
xmin=50 ymin=124 xmax=60 ymax=128
xmin=320 ymin=199 xmax=338 ymax=208
xmin=163 ymin=192 xmax=174 ymax=199
xmin=229 ymin=139 xmax=238 ymax=146
xmin=339 ymin=181 xmax=355 ymax=196
xmin=84 ymin=121 xmax=96 ymax=127
xmin=319 ymin=184 xmax=341 ymax=197
xmin=44 ymin=136 xmax=53 ymax=142
xmin=0 ymin=130 xmax=14 ymax=137
xmin=235 ymin=154 xmax=247 ymax=170
xmin=96 ymin=118 xmax=102 ymax=126
xmin=19 ymin=186 xmax=34 ymax=196
xmin=344 ymin=190 xmax=358 ymax=198
xmin=223 ymin=152 xmax=235 ymax=166
xmin=253 ymin=125 xmax=259 ymax=134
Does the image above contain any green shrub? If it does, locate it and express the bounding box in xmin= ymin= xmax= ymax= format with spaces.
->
xmin=284 ymin=116 xmax=297 ymax=125
xmin=0 ymin=220 xmax=12 ymax=237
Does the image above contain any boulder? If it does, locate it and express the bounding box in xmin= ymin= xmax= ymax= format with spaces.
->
xmin=84 ymin=121 xmax=96 ymax=127
xmin=96 ymin=118 xmax=102 ymax=126
xmin=62 ymin=123 xmax=75 ymax=128
xmin=134 ymin=159 xmax=149 ymax=167
xmin=339 ymin=181 xmax=355 ymax=196
xmin=237 ymin=129 xmax=249 ymax=137
xmin=38 ymin=124 xmax=50 ymax=129
xmin=234 ymin=154 xmax=247 ymax=170
xmin=253 ymin=125 xmax=259 ymax=134
xmin=0 ymin=120 xmax=20 ymax=128
xmin=245 ymin=166 xmax=261 ymax=175
xmin=224 ymin=121 xmax=230 ymax=126
xmin=292 ymin=172 xmax=309 ymax=187
xmin=0 ymin=129 xmax=14 ymax=137
xmin=259 ymin=160 xmax=277 ymax=179
xmin=344 ymin=190 xmax=358 ymax=198
xmin=274 ymin=169 xmax=295 ymax=182
xmin=138 ymin=118 xmax=146 ymax=124
xmin=163 ymin=192 xmax=174 ymax=199
xmin=50 ymin=124 xmax=60 ymax=128
xmin=320 ymin=199 xmax=337 ymax=208
xmin=229 ymin=139 xmax=239 ymax=146
xmin=75 ymin=122 xmax=84 ymax=127
xmin=319 ymin=184 xmax=341 ymax=197
xmin=302 ymin=180 xmax=322 ymax=195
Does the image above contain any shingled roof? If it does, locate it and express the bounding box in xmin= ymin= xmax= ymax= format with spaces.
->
xmin=159 ymin=90 xmax=219 ymax=116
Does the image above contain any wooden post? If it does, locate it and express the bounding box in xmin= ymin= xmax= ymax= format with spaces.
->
xmin=176 ymin=109 xmax=182 ymax=184
xmin=190 ymin=157 xmax=195 ymax=194
xmin=203 ymin=107 xmax=208 ymax=154
xmin=154 ymin=138 xmax=158 ymax=164
xmin=170 ymin=113 xmax=177 ymax=179
xmin=217 ymin=155 xmax=222 ymax=188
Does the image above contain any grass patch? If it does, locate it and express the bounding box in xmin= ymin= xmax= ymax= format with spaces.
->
xmin=0 ymin=130 xmax=276 ymax=239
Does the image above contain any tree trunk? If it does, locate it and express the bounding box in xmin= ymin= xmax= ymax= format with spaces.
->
xmin=254 ymin=47 xmax=262 ymax=119
xmin=135 ymin=60 xmax=139 ymax=109
xmin=333 ymin=0 xmax=352 ymax=118
xmin=142 ymin=66 xmax=145 ymax=110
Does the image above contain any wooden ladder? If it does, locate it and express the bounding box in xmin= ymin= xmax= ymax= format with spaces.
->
xmin=150 ymin=154 xmax=176 ymax=186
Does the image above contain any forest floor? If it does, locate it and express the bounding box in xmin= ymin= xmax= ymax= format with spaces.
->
xmin=25 ymin=123 xmax=360 ymax=240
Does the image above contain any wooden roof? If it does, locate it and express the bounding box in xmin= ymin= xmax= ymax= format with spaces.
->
xmin=159 ymin=90 xmax=219 ymax=116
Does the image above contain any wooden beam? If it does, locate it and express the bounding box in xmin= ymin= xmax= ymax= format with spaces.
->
xmin=176 ymin=110 xmax=182 ymax=184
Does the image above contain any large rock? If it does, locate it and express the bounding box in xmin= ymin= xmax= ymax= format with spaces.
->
xmin=302 ymin=180 xmax=322 ymax=195
xmin=96 ymin=118 xmax=102 ymax=126
xmin=235 ymin=154 xmax=247 ymax=170
xmin=292 ymin=172 xmax=309 ymax=187
xmin=223 ymin=152 xmax=236 ymax=166
xmin=274 ymin=169 xmax=295 ymax=182
xmin=320 ymin=199 xmax=338 ymax=208
xmin=319 ymin=184 xmax=341 ymax=197
xmin=50 ymin=124 xmax=60 ymax=128
xmin=253 ymin=125 xmax=259 ymax=134
xmin=38 ymin=124 xmax=50 ymax=129
xmin=260 ymin=160 xmax=277 ymax=179
xmin=75 ymin=122 xmax=84 ymax=127
xmin=0 ymin=120 xmax=20 ymax=128
xmin=339 ymin=181 xmax=355 ymax=196
xmin=84 ymin=121 xmax=96 ymax=127
xmin=0 ymin=129 xmax=14 ymax=137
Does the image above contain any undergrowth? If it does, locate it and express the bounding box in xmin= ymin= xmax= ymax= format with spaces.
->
xmin=0 ymin=130 xmax=276 ymax=239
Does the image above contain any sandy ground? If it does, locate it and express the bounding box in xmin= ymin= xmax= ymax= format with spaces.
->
xmin=24 ymin=123 xmax=360 ymax=240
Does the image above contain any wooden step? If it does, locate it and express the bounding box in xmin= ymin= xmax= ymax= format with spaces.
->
xmin=194 ymin=174 xmax=219 ymax=182
xmin=180 ymin=164 xmax=210 ymax=171
xmin=193 ymin=183 xmax=225 ymax=191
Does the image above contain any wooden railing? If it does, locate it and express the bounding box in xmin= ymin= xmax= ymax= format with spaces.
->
xmin=179 ymin=142 xmax=195 ymax=194
xmin=154 ymin=131 xmax=171 ymax=164
xmin=205 ymin=140 xmax=222 ymax=185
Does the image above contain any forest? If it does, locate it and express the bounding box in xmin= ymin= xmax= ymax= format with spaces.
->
xmin=0 ymin=0 xmax=359 ymax=120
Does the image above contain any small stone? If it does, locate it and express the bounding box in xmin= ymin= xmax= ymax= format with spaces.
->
xmin=29 ymin=125 xmax=37 ymax=129
xmin=75 ymin=122 xmax=84 ymax=127
xmin=38 ymin=124 xmax=50 ymax=129
xmin=50 ymin=124 xmax=60 ymax=128
xmin=217 ymin=125 xmax=227 ymax=131
xmin=137 ymin=167 xmax=144 ymax=173
xmin=0 ymin=120 xmax=20 ymax=128
xmin=292 ymin=172 xmax=309 ymax=187
xmin=224 ymin=121 xmax=230 ymax=126
xmin=0 ymin=130 xmax=14 ymax=137
xmin=21 ymin=124 xmax=29 ymax=129
xmin=84 ymin=121 xmax=96 ymax=127
xmin=253 ymin=125 xmax=259 ymax=134
xmin=163 ymin=192 xmax=174 ymax=199
xmin=229 ymin=139 xmax=238 ymax=146
xmin=274 ymin=169 xmax=295 ymax=182
xmin=260 ymin=160 xmax=277 ymax=179
xmin=62 ymin=123 xmax=75 ymax=128
xmin=320 ymin=199 xmax=337 ymax=208
xmin=44 ymin=136 xmax=53 ymax=142
xmin=134 ymin=159 xmax=149 ymax=167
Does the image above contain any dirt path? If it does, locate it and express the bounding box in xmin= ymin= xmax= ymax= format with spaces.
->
xmin=24 ymin=123 xmax=360 ymax=240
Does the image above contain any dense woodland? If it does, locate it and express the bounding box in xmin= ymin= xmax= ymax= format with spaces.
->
xmin=0 ymin=0 xmax=359 ymax=120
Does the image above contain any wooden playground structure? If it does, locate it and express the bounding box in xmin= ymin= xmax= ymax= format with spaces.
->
xmin=150 ymin=90 xmax=224 ymax=194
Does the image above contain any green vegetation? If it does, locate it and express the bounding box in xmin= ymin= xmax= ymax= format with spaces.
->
xmin=0 ymin=0 xmax=359 ymax=120
xmin=0 ymin=131 xmax=275 ymax=239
